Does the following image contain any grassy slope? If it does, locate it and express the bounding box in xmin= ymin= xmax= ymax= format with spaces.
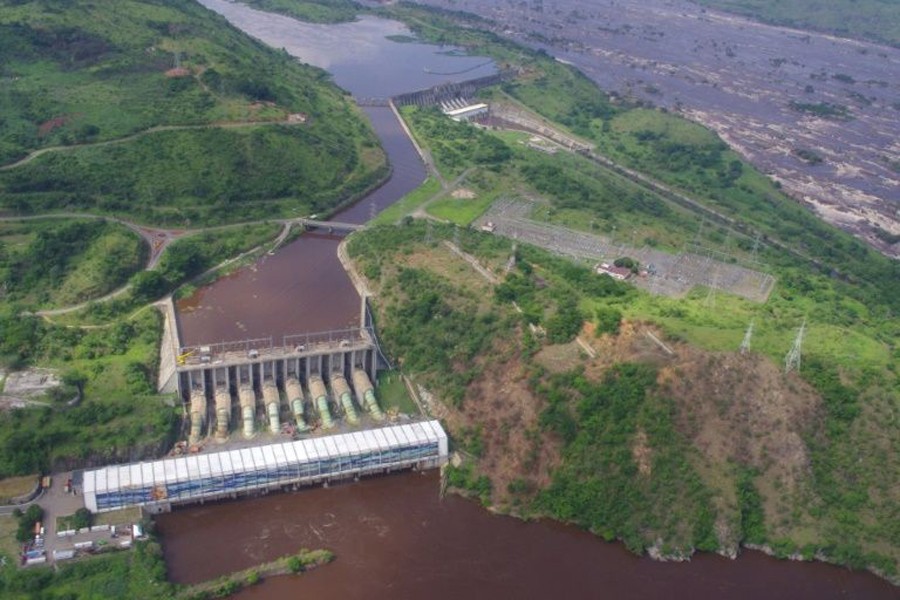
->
xmin=348 ymin=4 xmax=899 ymax=576
xmin=386 ymin=3 xmax=900 ymax=318
xmin=0 ymin=219 xmax=146 ymax=309
xmin=0 ymin=308 xmax=176 ymax=476
xmin=0 ymin=0 xmax=386 ymax=225
xmin=350 ymin=219 xmax=898 ymax=575
xmin=694 ymin=0 xmax=900 ymax=47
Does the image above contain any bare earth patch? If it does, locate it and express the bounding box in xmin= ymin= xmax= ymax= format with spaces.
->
xmin=444 ymin=351 xmax=563 ymax=505
xmin=451 ymin=188 xmax=476 ymax=199
xmin=632 ymin=429 xmax=652 ymax=476
xmin=535 ymin=339 xmax=586 ymax=373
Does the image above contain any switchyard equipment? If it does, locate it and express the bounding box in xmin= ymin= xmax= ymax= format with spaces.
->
xmin=82 ymin=421 xmax=448 ymax=513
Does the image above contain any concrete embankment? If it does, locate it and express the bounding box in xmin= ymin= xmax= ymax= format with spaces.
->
xmin=157 ymin=297 xmax=180 ymax=394
xmin=388 ymin=100 xmax=441 ymax=186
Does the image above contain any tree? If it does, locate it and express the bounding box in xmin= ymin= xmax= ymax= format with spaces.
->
xmin=71 ymin=508 xmax=92 ymax=530
xmin=16 ymin=504 xmax=44 ymax=542
xmin=130 ymin=270 xmax=168 ymax=302
xmin=595 ymin=306 xmax=622 ymax=335
xmin=614 ymin=256 xmax=639 ymax=273
xmin=545 ymin=297 xmax=584 ymax=343
xmin=62 ymin=369 xmax=87 ymax=396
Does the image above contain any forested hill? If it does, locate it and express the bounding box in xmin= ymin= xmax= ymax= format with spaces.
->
xmin=0 ymin=0 xmax=385 ymax=225
xmin=694 ymin=0 xmax=900 ymax=48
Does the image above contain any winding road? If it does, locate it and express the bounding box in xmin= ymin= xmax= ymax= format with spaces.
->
xmin=0 ymin=119 xmax=303 ymax=172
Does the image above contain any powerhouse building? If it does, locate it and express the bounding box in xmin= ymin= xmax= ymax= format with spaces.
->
xmin=83 ymin=421 xmax=448 ymax=513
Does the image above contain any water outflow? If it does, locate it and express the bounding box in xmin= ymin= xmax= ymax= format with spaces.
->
xmin=214 ymin=387 xmax=231 ymax=440
xmin=189 ymin=390 xmax=207 ymax=445
xmin=308 ymin=375 xmax=333 ymax=429
xmin=262 ymin=380 xmax=281 ymax=434
xmin=352 ymin=368 xmax=383 ymax=420
xmin=284 ymin=377 xmax=310 ymax=432
xmin=331 ymin=375 xmax=358 ymax=424
xmin=238 ymin=384 xmax=256 ymax=439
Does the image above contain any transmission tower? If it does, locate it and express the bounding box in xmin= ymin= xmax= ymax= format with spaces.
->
xmin=751 ymin=232 xmax=761 ymax=262
xmin=453 ymin=225 xmax=460 ymax=248
xmin=691 ymin=218 xmax=706 ymax=249
xmin=425 ymin=220 xmax=434 ymax=245
xmin=704 ymin=266 xmax=719 ymax=308
xmin=740 ymin=320 xmax=754 ymax=355
xmin=505 ymin=243 xmax=518 ymax=274
xmin=368 ymin=201 xmax=377 ymax=222
xmin=784 ymin=319 xmax=806 ymax=374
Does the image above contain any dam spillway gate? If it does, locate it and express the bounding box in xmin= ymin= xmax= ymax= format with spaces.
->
xmin=176 ymin=326 xmax=383 ymax=443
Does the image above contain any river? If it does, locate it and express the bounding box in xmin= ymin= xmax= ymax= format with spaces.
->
xmin=158 ymin=471 xmax=895 ymax=599
xmin=159 ymin=2 xmax=897 ymax=597
xmin=176 ymin=1 xmax=497 ymax=346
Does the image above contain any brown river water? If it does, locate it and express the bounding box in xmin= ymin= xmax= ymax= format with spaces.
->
xmin=159 ymin=2 xmax=899 ymax=596
xmin=157 ymin=471 xmax=895 ymax=599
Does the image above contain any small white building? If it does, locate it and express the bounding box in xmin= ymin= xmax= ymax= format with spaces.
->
xmin=444 ymin=103 xmax=489 ymax=122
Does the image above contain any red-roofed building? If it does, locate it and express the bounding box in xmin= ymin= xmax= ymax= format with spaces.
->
xmin=595 ymin=262 xmax=633 ymax=281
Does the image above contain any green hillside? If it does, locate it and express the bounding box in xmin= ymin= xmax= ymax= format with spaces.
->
xmin=342 ymin=3 xmax=900 ymax=579
xmin=0 ymin=0 xmax=386 ymax=224
xmin=239 ymin=0 xmax=361 ymax=23
xmin=694 ymin=0 xmax=900 ymax=47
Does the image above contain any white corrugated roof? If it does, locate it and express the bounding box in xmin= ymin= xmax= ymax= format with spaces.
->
xmin=173 ymin=458 xmax=190 ymax=481
xmin=228 ymin=449 xmax=244 ymax=473
xmin=207 ymin=452 xmax=225 ymax=477
xmin=251 ymin=446 xmax=266 ymax=469
xmin=129 ymin=464 xmax=142 ymax=489
xmin=261 ymin=445 xmax=277 ymax=470
xmin=382 ymin=427 xmax=400 ymax=448
xmin=153 ymin=462 xmax=167 ymax=486
xmin=96 ymin=468 xmax=108 ymax=494
xmin=291 ymin=443 xmax=304 ymax=463
xmin=141 ymin=463 xmax=154 ymax=487
xmin=239 ymin=448 xmax=256 ymax=471
xmin=272 ymin=444 xmax=287 ymax=468
xmin=161 ymin=461 xmax=174 ymax=484
xmin=83 ymin=470 xmax=95 ymax=494
xmin=371 ymin=427 xmax=389 ymax=450
xmin=332 ymin=434 xmax=350 ymax=456
xmin=218 ymin=452 xmax=232 ymax=475
xmin=311 ymin=437 xmax=330 ymax=459
xmin=107 ymin=467 xmax=119 ymax=492
xmin=324 ymin=436 xmax=340 ymax=458
xmin=82 ymin=421 xmax=447 ymax=507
